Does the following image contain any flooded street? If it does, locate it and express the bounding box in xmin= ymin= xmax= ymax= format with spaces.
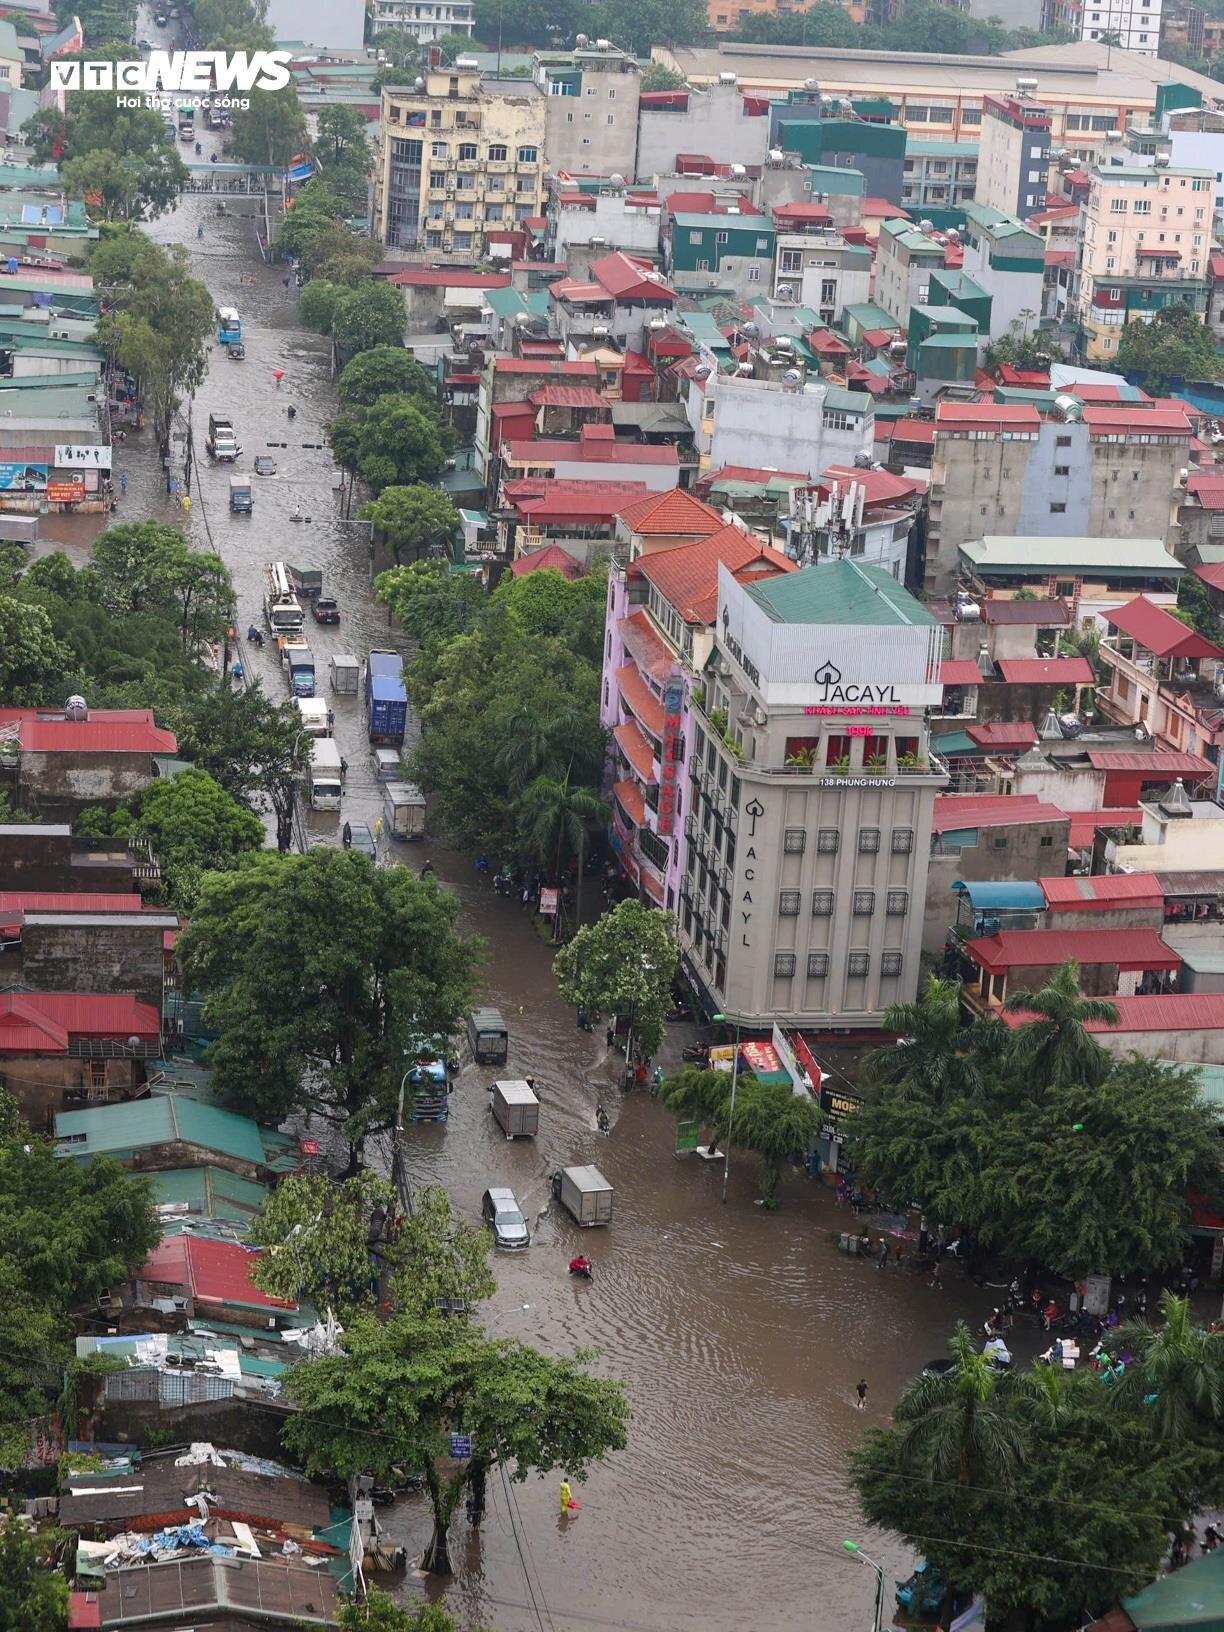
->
xmin=50 ymin=163 xmax=1020 ymax=1630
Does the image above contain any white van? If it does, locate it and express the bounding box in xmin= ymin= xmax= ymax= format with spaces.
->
xmin=308 ymin=738 xmax=343 ymax=810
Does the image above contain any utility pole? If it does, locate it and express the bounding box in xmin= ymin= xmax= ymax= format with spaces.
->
xmin=183 ymin=395 xmax=194 ymax=496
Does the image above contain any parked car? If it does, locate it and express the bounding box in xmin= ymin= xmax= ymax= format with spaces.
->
xmin=342 ymin=821 xmax=376 ymax=859
xmin=481 ymin=1187 xmax=529 ymax=1249
xmin=312 ymin=598 xmax=340 ymax=624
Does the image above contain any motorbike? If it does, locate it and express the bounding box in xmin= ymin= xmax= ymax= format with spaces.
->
xmin=246 ymin=624 xmax=264 ymax=647
xmin=681 ymin=1044 xmax=710 ymax=1065
xmin=569 ymin=1256 xmax=593 ymax=1281
xmin=194 ymin=140 xmax=201 ymax=154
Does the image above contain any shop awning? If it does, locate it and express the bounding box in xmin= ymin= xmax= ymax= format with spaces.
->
xmin=611 ymin=779 xmax=645 ymax=827
xmin=952 ymin=880 xmax=1046 ymax=911
xmin=613 ymin=721 xmax=656 ymax=783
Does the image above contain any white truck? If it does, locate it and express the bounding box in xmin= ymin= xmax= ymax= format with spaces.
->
xmin=296 ymin=697 xmax=332 ymax=737
xmin=383 ymin=781 xmax=426 ymax=841
xmin=308 ymin=738 xmax=343 ymax=810
xmin=551 ymin=1164 xmax=613 ymax=1227
xmin=491 ymin=1079 xmax=540 ymax=1139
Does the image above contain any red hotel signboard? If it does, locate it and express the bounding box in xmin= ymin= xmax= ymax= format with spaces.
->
xmin=657 ymin=675 xmax=685 ymax=836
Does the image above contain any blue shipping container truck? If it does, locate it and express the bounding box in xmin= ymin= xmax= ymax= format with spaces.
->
xmin=366 ymin=650 xmax=407 ymax=745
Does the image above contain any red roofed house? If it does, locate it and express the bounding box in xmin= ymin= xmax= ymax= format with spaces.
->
xmin=924 ymin=398 xmax=1191 ymax=594
xmin=924 ymin=794 xmax=1072 ymax=954
xmin=1096 ymin=595 xmax=1224 ymax=762
xmin=613 ymin=487 xmax=725 ymax=557
xmin=0 ymin=706 xmax=176 ymax=819
xmin=1040 ymin=873 xmax=1165 ymax=930
xmin=960 ymin=925 xmax=1180 ymax=1012
xmin=139 ymin=1233 xmax=300 ymax=1322
xmin=1180 ymin=471 xmax=1224 ymax=563
xmin=475 ymin=356 xmax=600 ymax=494
xmin=498 ymin=479 xmax=652 ymax=564
xmin=1001 ymin=991 xmax=1224 ymax=1066
xmin=508 ymin=543 xmax=583 ymax=581
xmin=601 ymin=523 xmax=792 ymax=907
xmin=379 ymin=264 xmax=512 ymax=330
xmin=498 ymin=423 xmax=680 ymax=496
xmin=0 ymin=989 xmax=162 ymax=1127
xmin=550 ymin=251 xmax=676 ymax=356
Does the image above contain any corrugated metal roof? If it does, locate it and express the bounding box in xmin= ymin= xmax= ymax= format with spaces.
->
xmin=931 ymin=794 xmax=1068 ymax=833
xmin=1041 ymin=874 xmax=1163 ymax=909
xmin=143 ymin=1233 xmax=296 ymax=1310
xmin=951 ymin=879 xmax=1046 ymax=909
xmin=995 ymin=656 xmax=1095 ymax=684
xmin=965 ymin=927 xmax=1180 ymax=973
xmin=940 ymin=660 xmax=984 ymax=686
xmin=1106 ymin=595 xmax=1224 ymax=660
xmin=1086 ymin=749 xmax=1213 ymax=774
xmin=55 ymin=1096 xmax=268 ymax=1163
xmin=0 ymin=708 xmax=177 ymax=754
xmin=1068 ymin=808 xmax=1143 ymax=848
xmin=1005 ymin=992 xmax=1224 ymax=1032
xmin=981 ymin=598 xmax=1071 ymax=626
xmin=966 ymin=720 xmax=1039 ymax=749
xmin=0 ymin=990 xmax=159 ymax=1054
xmin=747 ymin=558 xmax=935 ymax=629
xmin=960 ymin=536 xmax=1178 ymax=574
xmin=149 ymin=1166 xmax=271 ymax=1224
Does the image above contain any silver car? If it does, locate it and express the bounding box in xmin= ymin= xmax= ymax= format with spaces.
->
xmin=481 ymin=1187 xmax=529 ymax=1249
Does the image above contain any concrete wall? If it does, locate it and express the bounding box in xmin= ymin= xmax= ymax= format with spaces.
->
xmin=0 ymin=829 xmax=142 ymax=891
xmin=1011 ymin=758 xmax=1107 ymax=811
xmin=636 ymin=83 xmax=771 ymax=182
xmin=19 ymin=917 xmax=166 ymax=1010
xmin=544 ymin=59 xmax=640 ymax=180
xmin=95 ymin=1397 xmax=292 ymax=1460
xmin=19 ymin=748 xmax=157 ymax=818
xmin=706 ymin=373 xmax=872 ymax=479
xmin=0 ymin=1056 xmax=138 ymax=1133
xmin=1098 ymin=1026 xmax=1224 ymax=1065
xmin=266 ymin=0 xmax=364 ymax=46
xmin=922 ymin=815 xmax=1070 ymax=951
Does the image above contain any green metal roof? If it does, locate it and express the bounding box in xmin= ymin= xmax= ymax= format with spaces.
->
xmin=906 ymin=138 xmax=979 ymax=158
xmin=961 ymin=535 xmax=1181 ymax=576
xmin=745 ymin=559 xmax=937 ymax=628
xmin=821 ymin=385 xmax=873 ymax=416
xmin=804 ymin=164 xmax=864 ymax=195
xmin=931 ymin=730 xmax=976 ymax=754
xmin=1121 ymin=1548 xmax=1224 ymax=1631
xmin=920 ymin=332 xmax=978 ymax=349
xmin=483 ymin=285 xmax=526 ymax=318
xmin=56 ymin=1096 xmax=271 ymax=1164
xmin=842 ymin=300 xmax=896 ymax=332
xmin=677 ymin=311 xmax=731 ymax=349
xmin=148 ymin=1165 xmax=271 ymax=1224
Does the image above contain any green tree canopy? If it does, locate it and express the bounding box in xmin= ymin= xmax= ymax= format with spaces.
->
xmin=228 ymin=84 xmax=307 ymax=167
xmin=1116 ymin=303 xmax=1217 ymax=392
xmin=333 ymin=397 xmax=452 ymax=493
xmin=553 ymin=900 xmax=677 ymax=1056
xmin=331 ymin=281 xmax=407 ymax=355
xmin=180 ymin=850 xmax=481 ymax=1164
xmin=315 ymin=105 xmax=369 ymax=167
xmin=26 ymin=82 xmax=186 ymax=218
xmin=88 ymin=521 xmax=233 ymax=645
xmin=0 ymin=594 xmax=70 ymax=704
xmin=375 ymin=559 xmax=486 ymax=644
xmin=284 ymin=1310 xmax=629 ymax=1573
xmin=298 ymin=279 xmax=341 ymax=334
xmin=173 ymin=682 xmax=311 ymax=853
xmin=360 ymin=485 xmax=459 ymax=563
xmin=0 ymin=1521 xmax=70 ymax=1631
xmin=638 ymin=61 xmax=687 ymax=90
xmin=853 ymin=970 xmax=1223 ymax=1278
xmin=338 ymin=346 xmax=437 ymax=409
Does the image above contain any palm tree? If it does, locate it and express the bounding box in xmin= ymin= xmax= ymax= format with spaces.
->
xmin=866 ymin=975 xmax=981 ymax=1103
xmin=896 ymin=1322 xmax=1030 ymax=1490
xmin=495 ymin=705 xmax=597 ymax=796
xmin=516 ymin=773 xmax=608 ymax=939
xmin=1112 ymin=1291 xmax=1224 ymax=1443
xmin=1003 ymin=960 xmax=1118 ymax=1088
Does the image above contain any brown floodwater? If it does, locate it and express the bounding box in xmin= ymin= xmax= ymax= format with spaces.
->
xmin=61 ymin=148 xmax=1030 ymax=1631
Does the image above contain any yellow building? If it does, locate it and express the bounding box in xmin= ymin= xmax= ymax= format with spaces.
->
xmin=373 ymin=64 xmax=547 ymax=255
xmin=1076 ymin=161 xmax=1213 ymax=361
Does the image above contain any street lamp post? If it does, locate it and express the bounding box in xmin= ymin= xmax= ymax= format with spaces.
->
xmin=842 ymin=1540 xmax=885 ymax=1632
xmin=711 ymin=1012 xmax=741 ymax=1205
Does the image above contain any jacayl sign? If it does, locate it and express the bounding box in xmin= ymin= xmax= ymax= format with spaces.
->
xmin=813 ymin=660 xmax=899 ymax=708
xmin=51 ymin=50 xmax=292 ymax=107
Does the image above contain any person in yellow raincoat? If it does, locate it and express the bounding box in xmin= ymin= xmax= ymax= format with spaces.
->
xmin=559 ymin=1478 xmax=572 ymax=1515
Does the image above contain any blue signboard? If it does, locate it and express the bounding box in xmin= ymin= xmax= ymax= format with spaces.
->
xmin=0 ymin=462 xmax=46 ymax=491
xmin=449 ymin=1433 xmax=472 ymax=1458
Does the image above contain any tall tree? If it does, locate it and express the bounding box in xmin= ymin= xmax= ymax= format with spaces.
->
xmin=228 ymin=84 xmax=307 ymax=168
xmin=516 ymin=773 xmax=607 ymax=937
xmin=180 ymin=851 xmax=481 ymax=1164
xmin=1113 ymin=1291 xmax=1224 ymax=1454
xmin=0 ymin=1522 xmax=69 ymax=1632
xmin=335 ymin=398 xmax=452 ymax=493
xmin=284 ymin=1311 xmax=629 ymax=1574
xmin=331 ymin=281 xmax=408 ymax=355
xmin=1003 ymin=959 xmax=1118 ymax=1087
xmin=338 ymin=346 xmax=437 ymax=409
xmin=1116 ymin=302 xmax=1217 ymax=392
xmin=173 ymin=683 xmax=311 ymax=853
xmin=553 ymin=900 xmax=678 ymax=1056
xmin=375 ymin=559 xmax=485 ymax=644
xmin=0 ymin=596 xmax=70 ymax=705
xmin=361 ymin=485 xmax=459 ymax=563
xmin=864 ymin=974 xmax=984 ymax=1101
xmin=315 ymin=105 xmax=369 ymax=167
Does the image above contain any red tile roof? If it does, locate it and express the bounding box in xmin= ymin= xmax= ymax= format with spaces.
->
xmin=808 ymin=329 xmax=851 ymax=355
xmin=589 ymin=251 xmax=676 ymax=304
xmin=1064 ymin=381 xmax=1123 ymax=403
xmin=965 ymin=927 xmax=1180 ymax=975
xmin=771 ymin=201 xmax=832 ymax=223
xmin=1041 ymin=874 xmax=1164 ymax=910
xmin=0 ymin=990 xmax=160 ymax=1054
xmin=1105 ymin=596 xmax=1224 ymax=660
xmin=68 ymin=1593 xmax=101 ymax=1631
xmin=385 ymin=267 xmax=511 ymax=289
xmin=1081 ymin=406 xmax=1191 ymax=436
xmin=700 ymin=462 xmax=807 ymax=486
xmin=508 ymin=544 xmax=583 ymax=580
xmin=820 ymin=464 xmax=926 ymax=505
xmin=491 ymin=359 xmax=598 ymax=377
xmin=931 ymin=794 xmax=1068 ymax=834
xmin=1068 ymin=807 xmax=1143 ymax=848
xmin=1001 ymin=992 xmax=1224 ymax=1033
xmin=995 ymin=656 xmax=1095 ymax=685
xmin=504 ymin=432 xmax=679 ymax=468
xmin=634 ymin=524 xmax=793 ymax=624
xmin=966 ymin=720 xmax=1039 ymax=751
xmin=615 ymin=663 xmax=665 ymax=735
xmin=860 ymin=328 xmax=896 ymax=347
xmin=618 ymin=611 xmax=672 ymax=681
xmin=939 ymin=659 xmax=983 ymax=686
xmin=1185 ymin=473 xmax=1224 ymax=512
xmin=142 ymin=1235 xmax=297 ymax=1311
xmin=0 ymin=708 xmax=176 ymax=754
xmin=890 ymin=418 xmax=936 ymax=445
xmin=616 ymin=487 xmax=723 ymax=537
xmin=528 ymin=385 xmax=608 ymax=409
xmin=611 ymin=779 xmax=645 ymax=827
xmin=613 ymin=720 xmax=656 ymax=782
xmin=502 ymin=479 xmax=650 ymax=524
xmin=550 ymin=278 xmax=609 ymax=302
xmin=935 ymin=401 xmax=1041 ymax=432
xmin=1194 ymin=561 xmax=1224 ymax=593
